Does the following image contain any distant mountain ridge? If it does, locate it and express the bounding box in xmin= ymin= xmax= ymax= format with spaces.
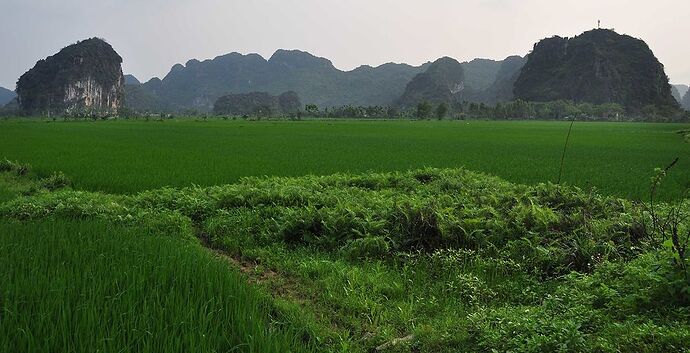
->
xmin=116 ymin=29 xmax=681 ymax=114
xmin=127 ymin=50 xmax=429 ymax=112
xmin=124 ymin=50 xmax=528 ymax=112
xmin=0 ymin=87 xmax=16 ymax=106
xmin=213 ymin=91 xmax=301 ymax=116
xmin=124 ymin=74 xmax=140 ymax=85
xmin=672 ymin=84 xmax=689 ymax=103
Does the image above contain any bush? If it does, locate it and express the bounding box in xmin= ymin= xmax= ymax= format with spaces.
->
xmin=40 ymin=171 xmax=71 ymax=191
xmin=0 ymin=159 xmax=31 ymax=176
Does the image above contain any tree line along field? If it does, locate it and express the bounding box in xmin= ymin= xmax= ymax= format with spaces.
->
xmin=0 ymin=119 xmax=688 ymax=201
xmin=1 ymin=119 xmax=689 ymax=352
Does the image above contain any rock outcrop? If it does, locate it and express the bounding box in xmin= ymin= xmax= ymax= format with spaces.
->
xmin=124 ymin=50 xmax=533 ymax=113
xmin=132 ymin=50 xmax=426 ymax=112
xmin=514 ymin=29 xmax=677 ymax=111
xmin=16 ymin=38 xmax=124 ymax=115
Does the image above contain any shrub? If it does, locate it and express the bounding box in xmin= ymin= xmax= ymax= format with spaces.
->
xmin=0 ymin=159 xmax=31 ymax=176
xmin=39 ymin=171 xmax=71 ymax=191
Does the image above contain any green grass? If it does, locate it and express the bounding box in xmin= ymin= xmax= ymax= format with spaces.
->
xmin=3 ymin=168 xmax=689 ymax=352
xmin=0 ymin=219 xmax=312 ymax=353
xmin=1 ymin=119 xmax=689 ymax=352
xmin=0 ymin=120 xmax=687 ymax=200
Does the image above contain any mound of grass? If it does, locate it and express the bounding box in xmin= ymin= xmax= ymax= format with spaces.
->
xmin=0 ymin=159 xmax=72 ymax=203
xmin=2 ymin=167 xmax=688 ymax=352
xmin=0 ymin=220 xmax=312 ymax=353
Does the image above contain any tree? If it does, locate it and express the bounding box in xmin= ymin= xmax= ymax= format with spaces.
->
xmin=305 ymin=104 xmax=319 ymax=116
xmin=435 ymin=103 xmax=448 ymax=120
xmin=416 ymin=101 xmax=432 ymax=119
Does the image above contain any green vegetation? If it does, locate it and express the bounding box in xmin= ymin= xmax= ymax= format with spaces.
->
xmin=0 ymin=120 xmax=688 ymax=200
xmin=1 ymin=118 xmax=689 ymax=352
xmin=0 ymin=219 xmax=311 ymax=353
xmin=1 ymin=166 xmax=688 ymax=352
xmin=0 ymin=158 xmax=71 ymax=203
xmin=214 ymin=91 xmax=301 ymax=117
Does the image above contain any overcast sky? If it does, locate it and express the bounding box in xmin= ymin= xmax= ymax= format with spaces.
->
xmin=1 ymin=0 xmax=688 ymax=89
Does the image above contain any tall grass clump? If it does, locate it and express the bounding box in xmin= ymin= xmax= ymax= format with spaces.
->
xmin=0 ymin=220 xmax=312 ymax=353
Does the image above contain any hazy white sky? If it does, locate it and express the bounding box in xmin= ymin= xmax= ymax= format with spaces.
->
xmin=1 ymin=0 xmax=688 ymax=89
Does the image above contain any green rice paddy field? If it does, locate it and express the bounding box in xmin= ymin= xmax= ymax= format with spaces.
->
xmin=0 ymin=119 xmax=688 ymax=200
xmin=2 ymin=119 xmax=690 ymax=353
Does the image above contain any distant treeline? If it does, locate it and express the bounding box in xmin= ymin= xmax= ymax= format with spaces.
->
xmin=209 ymin=100 xmax=688 ymax=122
xmin=3 ymin=99 xmax=688 ymax=122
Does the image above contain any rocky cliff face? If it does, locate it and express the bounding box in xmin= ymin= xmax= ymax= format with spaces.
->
xmin=17 ymin=38 xmax=124 ymax=115
xmin=514 ymin=29 xmax=677 ymax=111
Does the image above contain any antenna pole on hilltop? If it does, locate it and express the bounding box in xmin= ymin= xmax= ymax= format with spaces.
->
xmin=598 ymin=20 xmax=601 ymax=29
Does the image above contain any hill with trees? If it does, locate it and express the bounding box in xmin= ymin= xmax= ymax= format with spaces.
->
xmin=514 ymin=29 xmax=678 ymax=112
xmin=125 ymin=50 xmax=426 ymax=112
xmin=123 ymin=51 xmax=532 ymax=113
xmin=16 ymin=38 xmax=124 ymax=116
xmin=213 ymin=91 xmax=301 ymax=116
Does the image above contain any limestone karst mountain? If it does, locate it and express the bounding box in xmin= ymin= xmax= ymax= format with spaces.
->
xmin=16 ymin=38 xmax=124 ymax=115
xmin=514 ymin=29 xmax=678 ymax=111
xmin=126 ymin=50 xmax=426 ymax=112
